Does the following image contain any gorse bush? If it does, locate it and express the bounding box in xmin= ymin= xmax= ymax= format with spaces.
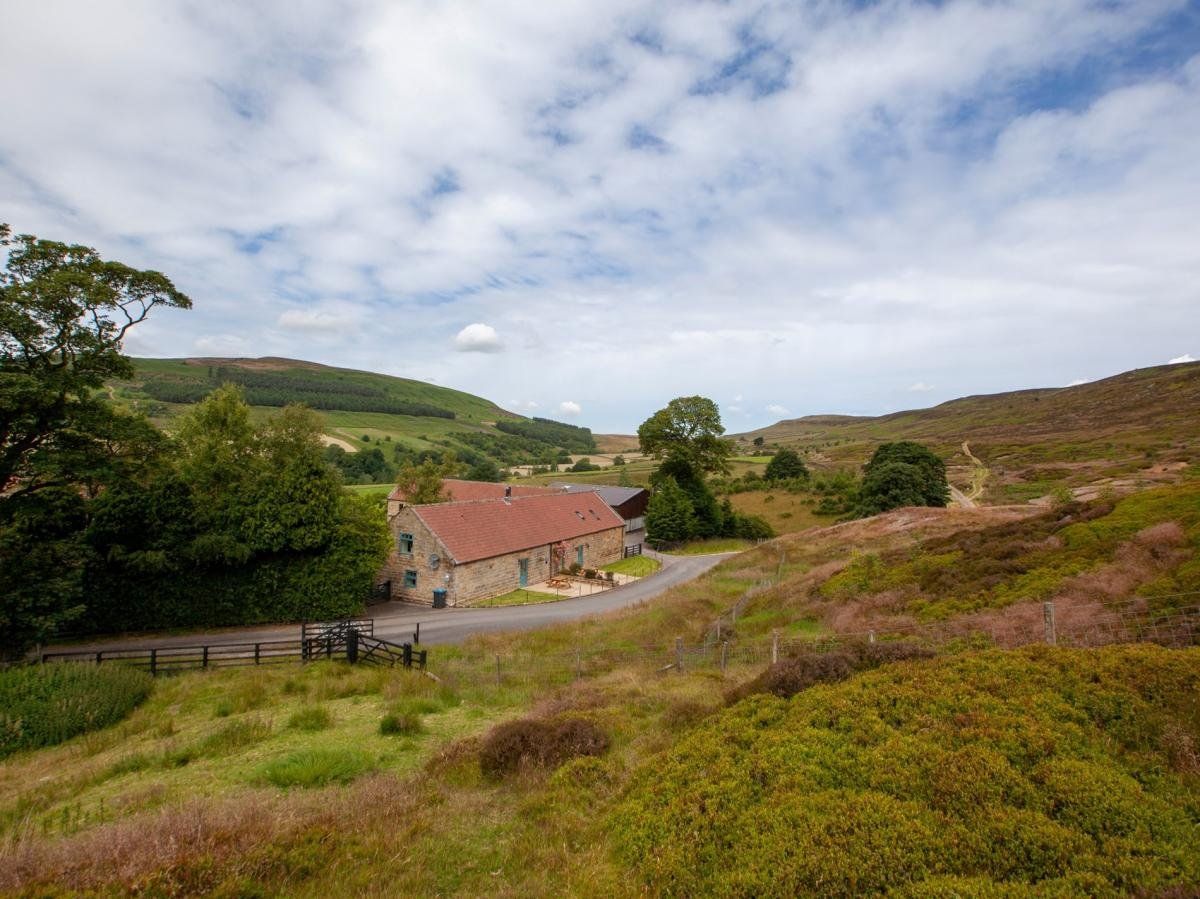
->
xmin=479 ymin=715 xmax=609 ymax=779
xmin=614 ymin=645 xmax=1200 ymax=897
xmin=0 ymin=663 xmax=153 ymax=758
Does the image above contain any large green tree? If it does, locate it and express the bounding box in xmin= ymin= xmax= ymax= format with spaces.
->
xmin=856 ymin=442 xmax=950 ymax=517
xmin=0 ymin=224 xmax=191 ymax=497
xmin=1 ymin=224 xmax=190 ymax=656
xmin=83 ymin=387 xmax=390 ymax=633
xmin=638 ymin=396 xmax=732 ymax=475
xmin=764 ymin=448 xmax=808 ymax=482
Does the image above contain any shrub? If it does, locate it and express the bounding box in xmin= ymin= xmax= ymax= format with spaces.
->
xmin=379 ymin=712 xmax=423 ymax=736
xmin=726 ymin=641 xmax=935 ymax=704
xmin=614 ymin=646 xmax=1200 ymax=896
xmin=479 ymin=715 xmax=609 ymax=779
xmin=255 ymin=748 xmax=374 ymax=788
xmin=286 ymin=705 xmax=332 ymax=732
xmin=0 ymin=663 xmax=153 ymax=758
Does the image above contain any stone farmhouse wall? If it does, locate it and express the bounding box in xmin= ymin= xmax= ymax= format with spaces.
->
xmin=379 ymin=508 xmax=451 ymax=605
xmin=380 ymin=507 xmax=625 ymax=607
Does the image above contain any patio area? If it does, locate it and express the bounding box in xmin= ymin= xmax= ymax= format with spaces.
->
xmin=522 ymin=571 xmax=637 ymax=598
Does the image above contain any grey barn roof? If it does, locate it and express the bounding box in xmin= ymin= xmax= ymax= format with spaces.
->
xmin=550 ymin=483 xmax=646 ymax=506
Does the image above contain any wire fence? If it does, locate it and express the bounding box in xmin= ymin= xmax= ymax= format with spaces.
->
xmin=426 ymin=598 xmax=1200 ymax=691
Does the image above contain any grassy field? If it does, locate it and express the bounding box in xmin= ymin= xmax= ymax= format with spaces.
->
xmin=742 ymin=361 xmax=1200 ymax=505
xmin=727 ymin=489 xmax=832 ymax=535
xmin=601 ymin=556 xmax=661 ymax=577
xmin=473 ymin=588 xmax=564 ymax=608
xmin=4 ymin=489 xmax=1200 ymax=894
xmin=514 ymin=457 xmax=658 ymax=487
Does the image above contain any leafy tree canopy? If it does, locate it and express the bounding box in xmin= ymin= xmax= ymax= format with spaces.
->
xmin=856 ymin=442 xmax=950 ymax=516
xmin=645 ymin=477 xmax=697 ymax=546
xmin=638 ymin=396 xmax=732 ymax=475
xmin=395 ymin=452 xmax=461 ymax=504
xmin=0 ymin=224 xmax=191 ymax=496
xmin=764 ymin=447 xmax=808 ymax=482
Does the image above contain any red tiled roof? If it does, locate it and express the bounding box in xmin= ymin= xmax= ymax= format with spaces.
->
xmin=413 ymin=492 xmax=624 ymax=564
xmin=388 ymin=478 xmax=560 ymax=503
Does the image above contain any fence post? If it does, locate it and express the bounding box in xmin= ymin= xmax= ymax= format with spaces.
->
xmin=150 ymin=648 xmax=157 ymax=677
xmin=414 ymin=622 xmax=420 ymax=645
xmin=771 ymin=629 xmax=780 ymax=665
xmin=202 ymin=646 xmax=209 ymax=669
xmin=325 ymin=638 xmax=333 ymax=660
xmin=418 ymin=650 xmax=427 ymax=670
xmin=254 ymin=643 xmax=261 ymax=665
xmin=403 ymin=642 xmax=413 ymax=668
xmin=347 ymin=630 xmax=358 ymax=664
xmin=721 ymin=641 xmax=728 ymax=672
xmin=300 ymin=623 xmax=307 ymax=661
xmin=95 ymin=651 xmax=102 ymax=665
xmin=1043 ymin=602 xmax=1057 ymax=646
xmin=675 ymin=637 xmax=684 ymax=673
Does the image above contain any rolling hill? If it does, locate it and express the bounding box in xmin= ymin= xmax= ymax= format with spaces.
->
xmin=111 ymin=357 xmax=596 ymax=470
xmin=743 ymin=361 xmax=1200 ymax=503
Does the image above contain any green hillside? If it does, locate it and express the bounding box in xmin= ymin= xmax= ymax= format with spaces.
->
xmin=111 ymin=358 xmax=595 ymax=473
xmin=744 ymin=362 xmax=1200 ymax=503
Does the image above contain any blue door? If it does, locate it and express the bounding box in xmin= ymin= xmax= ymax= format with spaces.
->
xmin=576 ymin=545 xmax=584 ymax=567
xmin=518 ymin=558 xmax=529 ymax=587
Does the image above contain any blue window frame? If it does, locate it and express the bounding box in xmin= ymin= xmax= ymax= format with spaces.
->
xmin=398 ymin=532 xmax=414 ymax=554
xmin=403 ymin=569 xmax=417 ymax=588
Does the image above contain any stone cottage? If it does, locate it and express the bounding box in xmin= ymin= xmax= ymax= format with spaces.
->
xmin=380 ymin=492 xmax=625 ymax=606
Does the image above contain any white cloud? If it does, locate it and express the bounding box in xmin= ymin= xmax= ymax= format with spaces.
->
xmin=766 ymin=404 xmax=790 ymax=417
xmin=193 ymin=334 xmax=252 ymax=354
xmin=1167 ymin=354 xmax=1195 ymax=364
xmin=277 ymin=307 xmax=361 ymax=334
xmin=2 ymin=2 xmax=1197 ymax=432
xmin=908 ymin=381 xmax=935 ymax=392
xmin=453 ymin=323 xmax=503 ymax=353
xmin=557 ymin=400 xmax=582 ymax=417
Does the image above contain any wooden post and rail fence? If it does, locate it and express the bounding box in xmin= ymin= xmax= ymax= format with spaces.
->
xmin=40 ymin=619 xmax=426 ymax=676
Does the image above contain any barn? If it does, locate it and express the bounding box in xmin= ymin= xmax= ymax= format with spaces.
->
xmin=379 ymin=491 xmax=625 ymax=606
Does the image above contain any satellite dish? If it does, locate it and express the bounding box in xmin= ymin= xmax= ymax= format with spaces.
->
xmin=428 ymin=553 xmax=441 ymax=569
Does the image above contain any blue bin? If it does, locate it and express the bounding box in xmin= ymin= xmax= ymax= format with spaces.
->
xmin=432 ymin=588 xmax=447 ymax=609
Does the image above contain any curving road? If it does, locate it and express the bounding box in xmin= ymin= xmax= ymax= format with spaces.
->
xmin=50 ymin=550 xmax=735 ymax=653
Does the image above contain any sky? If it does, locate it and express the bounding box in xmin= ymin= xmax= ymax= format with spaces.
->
xmin=2 ymin=1 xmax=1199 ymax=433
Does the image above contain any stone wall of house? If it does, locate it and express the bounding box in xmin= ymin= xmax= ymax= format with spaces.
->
xmin=449 ymin=524 xmax=625 ymax=606
xmin=379 ymin=508 xmax=451 ymax=605
xmin=379 ymin=508 xmax=626 ymax=606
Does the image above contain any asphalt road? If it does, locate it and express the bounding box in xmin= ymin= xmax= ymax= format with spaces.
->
xmin=52 ymin=550 xmax=734 ymax=653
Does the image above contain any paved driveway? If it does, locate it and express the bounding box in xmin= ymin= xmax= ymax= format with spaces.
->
xmin=51 ymin=550 xmax=734 ymax=653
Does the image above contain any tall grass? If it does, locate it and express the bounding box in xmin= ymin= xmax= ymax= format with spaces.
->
xmin=0 ymin=664 xmax=153 ymax=759
xmin=255 ymin=748 xmax=375 ymax=788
